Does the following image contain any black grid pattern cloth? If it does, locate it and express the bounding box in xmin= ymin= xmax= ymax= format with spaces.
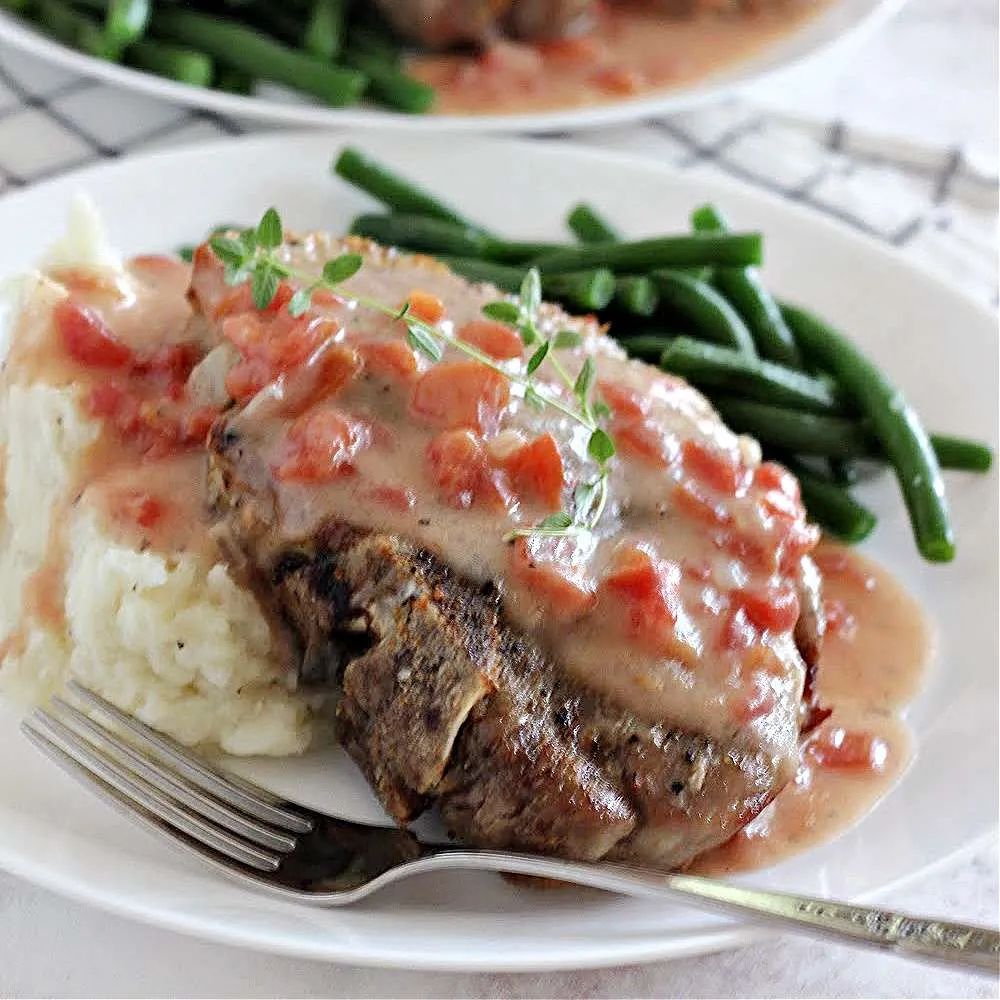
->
xmin=0 ymin=42 xmax=997 ymax=304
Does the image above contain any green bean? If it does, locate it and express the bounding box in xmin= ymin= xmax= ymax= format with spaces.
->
xmin=653 ymin=271 xmax=757 ymax=356
xmin=567 ymin=203 xmax=620 ymax=244
xmin=532 ymin=232 xmax=763 ymax=274
xmin=782 ymin=458 xmax=878 ymax=543
xmin=343 ymin=49 xmax=435 ymax=114
xmin=346 ymin=25 xmax=402 ymax=67
xmin=488 ymin=240 xmax=568 ymax=264
xmin=661 ymin=337 xmax=842 ymax=413
xmin=334 ymin=147 xmax=488 ymax=232
xmin=347 ymin=213 xmax=562 ymax=262
xmin=617 ymin=333 xmax=675 ymax=361
xmin=929 ymin=434 xmax=993 ymax=473
xmin=692 ymin=203 xmax=802 ymax=368
xmin=105 ymin=0 xmax=148 ymax=49
xmin=151 ymin=9 xmax=367 ymax=107
xmin=350 ymin=213 xmax=490 ymax=257
xmin=781 ymin=302 xmax=954 ymax=562
xmin=829 ymin=459 xmax=860 ymax=486
xmin=652 ymin=266 xmax=713 ymax=284
xmin=614 ymin=276 xmax=659 ymax=317
xmin=303 ymin=0 xmax=344 ymax=59
xmin=125 ymin=39 xmax=213 ymax=86
xmin=710 ymin=398 xmax=872 ymax=460
xmin=434 ymin=257 xmax=525 ymax=290
xmin=35 ymin=0 xmax=117 ymax=58
xmin=215 ymin=67 xmax=254 ymax=94
xmin=437 ymin=255 xmax=613 ymax=312
xmin=543 ymin=269 xmax=615 ymax=312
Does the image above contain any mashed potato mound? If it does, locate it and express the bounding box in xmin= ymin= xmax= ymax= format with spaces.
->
xmin=0 ymin=204 xmax=321 ymax=755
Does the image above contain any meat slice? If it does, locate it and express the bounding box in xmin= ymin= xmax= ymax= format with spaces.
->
xmin=210 ymin=425 xmax=792 ymax=864
xmin=200 ymin=234 xmax=820 ymax=869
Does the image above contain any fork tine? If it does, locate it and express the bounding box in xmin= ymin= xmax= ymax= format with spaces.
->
xmin=66 ymin=681 xmax=312 ymax=834
xmin=24 ymin=710 xmax=283 ymax=873
xmin=49 ymin=696 xmax=298 ymax=854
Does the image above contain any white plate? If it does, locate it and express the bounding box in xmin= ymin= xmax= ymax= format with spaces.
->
xmin=0 ymin=0 xmax=904 ymax=133
xmin=0 ymin=132 xmax=995 ymax=971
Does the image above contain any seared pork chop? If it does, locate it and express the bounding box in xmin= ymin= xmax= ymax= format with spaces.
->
xmin=195 ymin=234 xmax=823 ymax=869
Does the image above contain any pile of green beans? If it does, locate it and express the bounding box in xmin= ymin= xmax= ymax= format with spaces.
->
xmin=329 ymin=146 xmax=993 ymax=559
xmin=3 ymin=0 xmax=435 ymax=112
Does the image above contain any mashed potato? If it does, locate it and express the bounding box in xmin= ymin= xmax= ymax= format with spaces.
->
xmin=0 ymin=200 xmax=322 ymax=755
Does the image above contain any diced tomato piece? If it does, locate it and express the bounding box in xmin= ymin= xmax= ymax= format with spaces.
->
xmin=310 ymin=288 xmax=345 ymax=310
xmin=410 ymin=361 xmax=510 ymax=433
xmin=426 ymin=429 xmax=512 ymax=510
xmin=681 ymin=439 xmax=743 ymax=494
xmin=114 ymin=490 xmax=167 ymax=530
xmin=719 ymin=530 xmax=773 ymax=573
xmin=368 ymin=484 xmax=417 ymax=511
xmin=601 ymin=544 xmax=684 ymax=651
xmin=673 ymin=481 xmax=731 ymax=527
xmin=498 ymin=433 xmax=563 ymax=511
xmin=777 ymin=521 xmax=821 ymax=574
xmin=225 ymin=358 xmax=271 ymax=404
xmin=732 ymin=585 xmax=800 ymax=633
xmin=263 ymin=282 xmax=294 ymax=316
xmin=753 ymin=461 xmax=800 ymax=499
xmin=592 ymin=66 xmax=643 ymax=95
xmin=312 ymin=343 xmax=361 ymax=397
xmin=359 ymin=339 xmax=418 ymax=380
xmin=598 ymin=379 xmax=646 ymax=421
xmin=131 ymin=342 xmax=202 ymax=383
xmin=55 ymin=299 xmax=134 ymax=369
xmin=603 ymin=544 xmax=660 ymax=602
xmin=405 ymin=290 xmax=445 ymax=325
xmin=273 ymin=408 xmax=369 ymax=483
xmin=718 ymin=607 xmax=757 ymax=652
xmin=279 ymin=343 xmax=361 ymax=416
xmin=615 ymin=419 xmax=679 ymax=468
xmin=510 ymin=536 xmax=596 ymax=620
xmin=456 ymin=319 xmax=523 ymax=361
xmin=806 ymin=727 xmax=888 ymax=771
xmin=220 ymin=312 xmax=262 ymax=354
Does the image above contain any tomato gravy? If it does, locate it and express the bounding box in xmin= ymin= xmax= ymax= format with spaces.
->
xmin=409 ymin=2 xmax=831 ymax=116
xmin=692 ymin=542 xmax=932 ymax=874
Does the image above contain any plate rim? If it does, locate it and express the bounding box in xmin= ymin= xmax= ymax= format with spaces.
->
xmin=0 ymin=129 xmax=995 ymax=971
xmin=0 ymin=0 xmax=907 ymax=134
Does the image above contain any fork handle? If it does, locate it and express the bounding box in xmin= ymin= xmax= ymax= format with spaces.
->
xmin=421 ymin=851 xmax=999 ymax=974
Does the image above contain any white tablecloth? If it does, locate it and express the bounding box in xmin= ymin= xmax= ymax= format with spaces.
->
xmin=1 ymin=0 xmax=997 ymax=995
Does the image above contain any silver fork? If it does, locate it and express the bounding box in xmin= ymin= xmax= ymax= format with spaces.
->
xmin=21 ymin=680 xmax=999 ymax=975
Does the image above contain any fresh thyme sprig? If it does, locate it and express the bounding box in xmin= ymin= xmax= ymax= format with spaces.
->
xmin=209 ymin=208 xmax=616 ymax=539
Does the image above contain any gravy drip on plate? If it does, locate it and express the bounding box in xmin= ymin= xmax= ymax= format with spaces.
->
xmin=409 ymin=2 xmax=830 ymax=116
xmin=691 ymin=542 xmax=933 ymax=874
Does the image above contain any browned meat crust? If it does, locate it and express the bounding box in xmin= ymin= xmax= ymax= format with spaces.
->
xmin=209 ymin=423 xmax=797 ymax=868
